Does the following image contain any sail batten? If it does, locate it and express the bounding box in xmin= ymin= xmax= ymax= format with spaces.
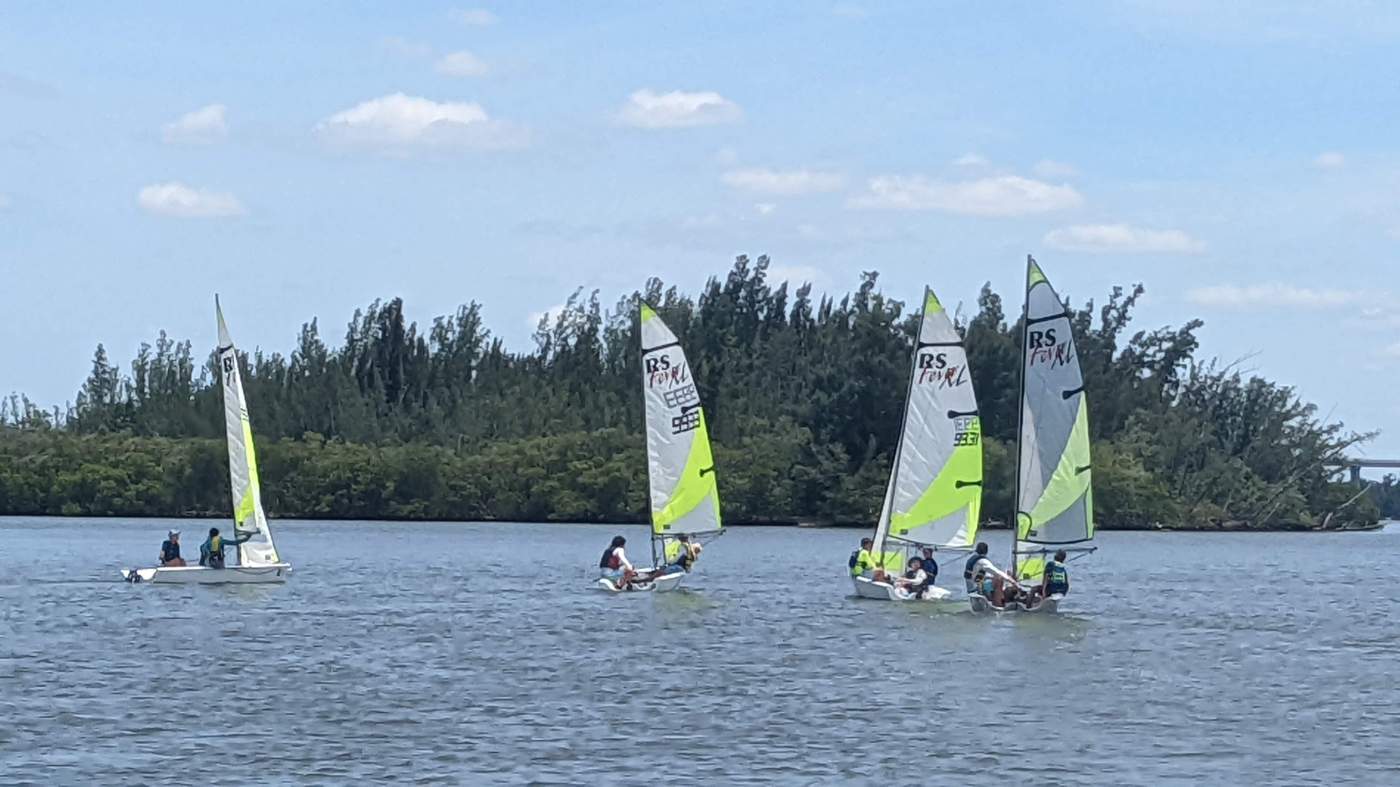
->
xmin=640 ymin=304 xmax=721 ymax=543
xmin=1014 ymin=258 xmax=1093 ymax=581
xmin=873 ymin=287 xmax=983 ymax=564
xmin=216 ymin=297 xmax=281 ymax=567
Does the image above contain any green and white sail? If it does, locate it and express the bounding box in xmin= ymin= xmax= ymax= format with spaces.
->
xmin=872 ymin=288 xmax=983 ymax=568
xmin=1014 ymin=258 xmax=1093 ymax=582
xmin=216 ymin=297 xmax=282 ymax=567
xmin=640 ymin=303 xmax=721 ymax=548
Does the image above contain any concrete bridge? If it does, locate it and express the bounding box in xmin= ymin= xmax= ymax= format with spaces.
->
xmin=1326 ymin=459 xmax=1400 ymax=484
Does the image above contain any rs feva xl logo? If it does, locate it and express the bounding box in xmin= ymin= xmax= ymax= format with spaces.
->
xmin=1027 ymin=328 xmax=1075 ymax=369
xmin=916 ymin=350 xmax=966 ymax=388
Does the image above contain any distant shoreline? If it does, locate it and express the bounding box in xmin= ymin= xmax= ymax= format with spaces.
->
xmin=0 ymin=513 xmax=1385 ymax=533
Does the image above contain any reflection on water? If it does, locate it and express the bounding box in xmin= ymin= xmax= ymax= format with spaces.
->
xmin=2 ymin=517 xmax=1398 ymax=784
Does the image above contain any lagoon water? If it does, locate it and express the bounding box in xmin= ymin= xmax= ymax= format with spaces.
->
xmin=1 ymin=517 xmax=1398 ymax=785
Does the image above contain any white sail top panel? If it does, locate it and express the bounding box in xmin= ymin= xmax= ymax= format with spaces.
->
xmin=1016 ymin=260 xmax=1093 ymax=548
xmin=886 ymin=288 xmax=983 ymax=549
xmin=216 ymin=298 xmax=281 ymax=566
xmin=640 ymin=304 xmax=721 ymax=538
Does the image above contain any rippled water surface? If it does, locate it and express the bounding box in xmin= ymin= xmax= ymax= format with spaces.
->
xmin=2 ymin=517 xmax=1398 ymax=785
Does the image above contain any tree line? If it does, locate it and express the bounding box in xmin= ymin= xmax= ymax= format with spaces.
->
xmin=0 ymin=255 xmax=1378 ymax=528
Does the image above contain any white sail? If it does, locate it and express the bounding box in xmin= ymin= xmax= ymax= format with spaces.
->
xmin=216 ymin=297 xmax=281 ymax=567
xmin=1014 ymin=258 xmax=1093 ymax=581
xmin=640 ymin=303 xmax=721 ymax=544
xmin=884 ymin=288 xmax=983 ymax=550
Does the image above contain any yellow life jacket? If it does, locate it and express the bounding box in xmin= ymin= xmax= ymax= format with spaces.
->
xmin=850 ymin=548 xmax=874 ymax=576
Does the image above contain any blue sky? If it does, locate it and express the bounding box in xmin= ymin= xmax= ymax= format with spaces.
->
xmin=3 ymin=1 xmax=1400 ymax=455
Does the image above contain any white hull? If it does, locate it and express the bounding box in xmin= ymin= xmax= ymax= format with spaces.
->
xmin=851 ymin=575 xmax=953 ymax=602
xmin=596 ymin=569 xmax=686 ymax=594
xmin=968 ymin=593 xmax=1062 ymax=614
xmin=122 ymin=564 xmax=291 ymax=585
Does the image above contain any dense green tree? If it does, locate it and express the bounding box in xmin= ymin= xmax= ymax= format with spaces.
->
xmin=0 ymin=255 xmax=1377 ymax=528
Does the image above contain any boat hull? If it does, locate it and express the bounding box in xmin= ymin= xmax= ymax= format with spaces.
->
xmin=968 ymin=593 xmax=1062 ymax=614
xmin=596 ymin=569 xmax=686 ymax=594
xmin=851 ymin=575 xmax=953 ymax=602
xmin=121 ymin=564 xmax=291 ymax=585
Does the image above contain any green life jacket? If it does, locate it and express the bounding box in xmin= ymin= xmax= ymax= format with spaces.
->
xmin=1046 ymin=561 xmax=1069 ymax=593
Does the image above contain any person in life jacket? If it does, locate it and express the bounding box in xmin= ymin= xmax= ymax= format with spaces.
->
xmin=199 ymin=527 xmax=251 ymax=569
xmin=895 ymin=557 xmax=932 ymax=599
xmin=598 ymin=535 xmax=638 ymax=589
xmin=963 ymin=541 xmax=1016 ymax=606
xmin=848 ymin=537 xmax=876 ymax=577
xmin=1041 ymin=550 xmax=1070 ymax=597
xmin=158 ymin=529 xmax=186 ymax=567
xmin=664 ymin=534 xmax=702 ymax=573
xmin=918 ymin=546 xmax=938 ymax=586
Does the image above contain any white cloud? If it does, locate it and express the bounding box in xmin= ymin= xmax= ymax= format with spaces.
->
xmin=1187 ymin=283 xmax=1374 ymax=310
xmin=849 ymin=174 xmax=1082 ymax=216
xmin=755 ymin=202 xmax=777 ymax=216
xmin=1314 ymin=151 xmax=1346 ymax=169
xmin=137 ymin=182 xmax=245 ymax=218
xmin=721 ymin=168 xmax=843 ymax=196
xmin=1033 ymin=159 xmax=1079 ymax=178
xmin=952 ymin=153 xmax=988 ymax=167
xmin=453 ymin=8 xmax=497 ymax=26
xmin=618 ymin=89 xmax=742 ymax=129
xmin=435 ymin=50 xmax=489 ymax=77
xmin=315 ymin=93 xmax=526 ymax=152
xmin=1043 ymin=223 xmax=1205 ymax=253
xmin=162 ymin=104 xmax=227 ymax=145
xmin=1382 ymin=341 xmax=1400 ymax=359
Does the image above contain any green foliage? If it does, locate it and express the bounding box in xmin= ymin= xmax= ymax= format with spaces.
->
xmin=0 ymin=255 xmax=1375 ymax=528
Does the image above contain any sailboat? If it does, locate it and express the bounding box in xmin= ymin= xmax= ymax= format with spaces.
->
xmin=598 ymin=302 xmax=722 ymax=593
xmin=970 ymin=256 xmax=1094 ymax=613
xmin=122 ymin=297 xmax=291 ymax=584
xmin=852 ymin=288 xmax=983 ymax=602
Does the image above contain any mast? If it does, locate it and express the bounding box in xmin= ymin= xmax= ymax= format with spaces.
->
xmin=873 ymin=287 xmax=927 ymax=567
xmin=1011 ymin=255 xmax=1033 ymax=579
xmin=640 ymin=301 xmax=658 ymax=568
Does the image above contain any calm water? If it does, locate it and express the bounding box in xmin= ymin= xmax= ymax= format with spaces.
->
xmin=1 ymin=517 xmax=1397 ymax=785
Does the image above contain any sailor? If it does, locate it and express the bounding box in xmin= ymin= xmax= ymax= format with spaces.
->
xmin=848 ymin=537 xmax=876 ymax=577
xmin=918 ymin=546 xmax=938 ymax=585
xmin=1041 ymin=550 xmax=1070 ymax=597
xmin=896 ymin=557 xmax=930 ymax=599
xmin=665 ymin=534 xmax=702 ymax=572
xmin=199 ymin=527 xmax=250 ymax=569
xmin=964 ymin=542 xmax=1016 ymax=605
xmin=158 ymin=529 xmax=185 ymax=567
xmin=599 ymin=535 xmax=637 ymax=588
